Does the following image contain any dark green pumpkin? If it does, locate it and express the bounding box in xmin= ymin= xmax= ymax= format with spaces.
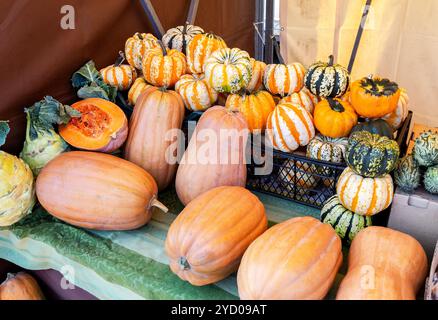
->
xmin=346 ymin=131 xmax=400 ymax=178
xmin=424 ymin=165 xmax=438 ymax=194
xmin=394 ymin=155 xmax=420 ymax=193
xmin=350 ymin=118 xmax=394 ymax=139
xmin=320 ymin=195 xmax=372 ymax=244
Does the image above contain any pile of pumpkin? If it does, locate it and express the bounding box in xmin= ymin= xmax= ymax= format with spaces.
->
xmin=0 ymin=23 xmax=429 ymax=300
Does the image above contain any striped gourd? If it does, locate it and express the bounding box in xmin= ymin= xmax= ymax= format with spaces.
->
xmin=346 ymin=131 xmax=399 ymax=178
xmin=263 ymin=63 xmax=306 ymax=97
xmin=100 ymin=64 xmax=137 ymax=91
xmin=162 ymin=24 xmax=204 ymax=54
xmin=279 ymin=87 xmax=319 ymax=114
xmin=336 ymin=167 xmax=394 ymax=216
xmin=307 ymin=134 xmax=348 ymax=163
xmin=175 ymin=74 xmax=218 ymax=111
xmin=125 ymin=32 xmax=159 ymax=70
xmin=225 ymin=90 xmax=275 ymax=132
xmin=381 ymin=88 xmax=409 ymax=129
xmin=128 ymin=77 xmax=152 ymax=105
xmin=413 ymin=131 xmax=438 ymax=166
xmin=394 ymin=155 xmax=420 ymax=193
xmin=186 ymin=33 xmax=227 ymax=74
xmin=204 ymin=48 xmax=252 ymax=94
xmin=279 ymin=160 xmax=319 ymax=191
xmin=246 ymin=58 xmax=266 ymax=92
xmin=321 ymin=195 xmax=372 ymax=244
xmin=304 ymin=55 xmax=350 ymax=98
xmin=266 ymin=102 xmax=315 ymax=152
xmin=424 ymin=165 xmax=438 ymax=194
xmin=142 ymin=43 xmax=186 ymax=88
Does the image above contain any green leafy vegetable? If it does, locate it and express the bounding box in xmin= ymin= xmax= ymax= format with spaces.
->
xmin=20 ymin=96 xmax=80 ymax=175
xmin=72 ymin=60 xmax=117 ymax=102
xmin=0 ymin=121 xmax=10 ymax=147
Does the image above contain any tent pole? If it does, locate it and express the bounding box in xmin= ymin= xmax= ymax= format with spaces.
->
xmin=187 ymin=0 xmax=200 ymax=25
xmin=264 ymin=0 xmax=274 ymax=64
xmin=139 ymin=0 xmax=165 ymax=38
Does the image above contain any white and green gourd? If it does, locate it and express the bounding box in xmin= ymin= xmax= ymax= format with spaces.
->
xmin=413 ymin=131 xmax=438 ymax=167
xmin=162 ymin=23 xmax=204 ymax=54
xmin=424 ymin=165 xmax=438 ymax=194
xmin=320 ymin=195 xmax=372 ymax=244
xmin=306 ymin=134 xmax=348 ymax=163
xmin=394 ymin=155 xmax=421 ymax=193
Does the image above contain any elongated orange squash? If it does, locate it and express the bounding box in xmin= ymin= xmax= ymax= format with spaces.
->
xmin=165 ymin=186 xmax=267 ymax=286
xmin=36 ymin=151 xmax=167 ymax=230
xmin=124 ymin=87 xmax=185 ymax=191
xmin=336 ymin=226 xmax=428 ymax=300
xmin=237 ymin=216 xmax=342 ymax=300
xmin=0 ymin=272 xmax=44 ymax=300
xmin=175 ymin=106 xmax=249 ymax=205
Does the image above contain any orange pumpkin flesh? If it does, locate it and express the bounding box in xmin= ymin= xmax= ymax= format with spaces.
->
xmin=0 ymin=272 xmax=44 ymax=300
xmin=36 ymin=151 xmax=167 ymax=230
xmin=59 ymin=98 xmax=128 ymax=153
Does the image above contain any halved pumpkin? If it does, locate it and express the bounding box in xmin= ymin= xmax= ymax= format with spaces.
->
xmin=59 ymin=98 xmax=128 ymax=153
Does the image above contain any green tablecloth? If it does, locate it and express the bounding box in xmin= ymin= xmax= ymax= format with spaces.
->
xmin=0 ymin=189 xmax=346 ymax=300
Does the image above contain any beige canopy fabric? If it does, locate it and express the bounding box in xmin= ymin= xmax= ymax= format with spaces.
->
xmin=280 ymin=0 xmax=438 ymax=126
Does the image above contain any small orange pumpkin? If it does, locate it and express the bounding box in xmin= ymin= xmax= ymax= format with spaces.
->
xmin=142 ymin=41 xmax=186 ymax=88
xmin=0 ymin=272 xmax=44 ymax=300
xmin=313 ymin=98 xmax=358 ymax=138
xmin=225 ymin=90 xmax=275 ymax=132
xmin=350 ymin=76 xmax=401 ymax=118
xmin=125 ymin=32 xmax=159 ymax=70
xmin=175 ymin=74 xmax=218 ymax=111
xmin=263 ymin=62 xmax=306 ymax=96
xmin=186 ymin=33 xmax=227 ymax=74
xmin=59 ymin=98 xmax=128 ymax=153
xmin=100 ymin=53 xmax=137 ymax=91
xmin=128 ymin=77 xmax=152 ymax=105
xmin=246 ymin=58 xmax=266 ymax=92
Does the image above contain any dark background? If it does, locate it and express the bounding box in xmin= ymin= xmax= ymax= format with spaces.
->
xmin=0 ymin=0 xmax=255 ymax=154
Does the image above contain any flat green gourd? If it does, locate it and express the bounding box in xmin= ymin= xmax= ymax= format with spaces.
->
xmin=350 ymin=118 xmax=394 ymax=139
xmin=413 ymin=131 xmax=438 ymax=167
xmin=394 ymin=155 xmax=420 ymax=193
xmin=424 ymin=165 xmax=438 ymax=194
xmin=346 ymin=131 xmax=400 ymax=178
xmin=320 ymin=195 xmax=372 ymax=244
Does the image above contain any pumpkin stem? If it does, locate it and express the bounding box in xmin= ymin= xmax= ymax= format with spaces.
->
xmin=327 ymin=98 xmax=344 ymax=113
xmin=183 ymin=21 xmax=188 ymax=36
xmin=179 ymin=257 xmax=191 ymax=270
xmin=157 ymin=40 xmax=167 ymax=56
xmin=150 ymin=198 xmax=168 ymax=213
xmin=328 ymin=55 xmax=334 ymax=66
xmin=137 ymin=32 xmax=144 ymax=40
xmin=114 ymin=51 xmax=125 ymax=66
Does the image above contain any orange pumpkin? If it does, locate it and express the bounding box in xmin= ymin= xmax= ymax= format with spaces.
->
xmin=128 ymin=77 xmax=152 ymax=105
xmin=165 ymin=186 xmax=267 ymax=286
xmin=36 ymin=151 xmax=168 ymax=230
xmin=237 ymin=216 xmax=342 ymax=300
xmin=263 ymin=62 xmax=306 ymax=96
xmin=246 ymin=58 xmax=266 ymax=92
xmin=124 ymin=87 xmax=185 ymax=191
xmin=225 ymin=90 xmax=275 ymax=132
xmin=125 ymin=32 xmax=159 ymax=70
xmin=336 ymin=226 xmax=428 ymax=300
xmin=142 ymin=41 xmax=186 ymax=88
xmin=279 ymin=87 xmax=319 ymax=114
xmin=175 ymin=74 xmax=218 ymax=111
xmin=175 ymin=106 xmax=249 ymax=205
xmin=186 ymin=33 xmax=227 ymax=74
xmin=0 ymin=272 xmax=44 ymax=300
xmin=59 ymin=98 xmax=128 ymax=153
xmin=350 ymin=76 xmax=401 ymax=118
xmin=100 ymin=63 xmax=137 ymax=91
xmin=313 ymin=98 xmax=358 ymax=138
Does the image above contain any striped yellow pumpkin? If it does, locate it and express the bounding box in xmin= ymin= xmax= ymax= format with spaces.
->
xmin=128 ymin=77 xmax=152 ymax=105
xmin=263 ymin=63 xmax=306 ymax=97
xmin=279 ymin=87 xmax=319 ymax=114
xmin=186 ymin=33 xmax=227 ymax=74
xmin=336 ymin=167 xmax=394 ymax=216
xmin=381 ymin=88 xmax=409 ymax=129
xmin=266 ymin=102 xmax=315 ymax=152
xmin=225 ymin=90 xmax=275 ymax=132
xmin=125 ymin=32 xmax=159 ymax=70
xmin=175 ymin=74 xmax=218 ymax=111
xmin=204 ymin=48 xmax=252 ymax=94
xmin=246 ymin=58 xmax=266 ymax=92
xmin=142 ymin=44 xmax=186 ymax=88
xmin=100 ymin=64 xmax=137 ymax=91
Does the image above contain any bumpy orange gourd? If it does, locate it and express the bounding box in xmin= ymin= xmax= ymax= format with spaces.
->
xmin=313 ymin=98 xmax=358 ymax=138
xmin=165 ymin=186 xmax=267 ymax=286
xmin=336 ymin=226 xmax=428 ymax=300
xmin=175 ymin=106 xmax=249 ymax=205
xmin=237 ymin=216 xmax=342 ymax=300
xmin=59 ymin=98 xmax=128 ymax=153
xmin=350 ymin=76 xmax=401 ymax=118
xmin=36 ymin=151 xmax=168 ymax=230
xmin=186 ymin=33 xmax=227 ymax=74
xmin=124 ymin=87 xmax=185 ymax=191
xmin=0 ymin=272 xmax=44 ymax=300
xmin=225 ymin=90 xmax=275 ymax=132
xmin=142 ymin=42 xmax=186 ymax=88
